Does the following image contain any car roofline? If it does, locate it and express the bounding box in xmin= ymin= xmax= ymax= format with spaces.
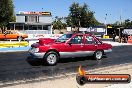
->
xmin=66 ymin=31 xmax=92 ymax=36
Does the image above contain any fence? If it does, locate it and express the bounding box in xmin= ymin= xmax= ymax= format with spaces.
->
xmin=19 ymin=30 xmax=51 ymax=34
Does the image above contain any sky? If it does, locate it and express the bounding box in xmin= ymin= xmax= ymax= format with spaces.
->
xmin=13 ymin=0 xmax=132 ymax=24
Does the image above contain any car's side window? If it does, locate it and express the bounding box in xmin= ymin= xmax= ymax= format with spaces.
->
xmin=85 ymin=36 xmax=98 ymax=44
xmin=85 ymin=36 xmax=93 ymax=44
xmin=93 ymin=38 xmax=98 ymax=44
xmin=70 ymin=35 xmax=83 ymax=44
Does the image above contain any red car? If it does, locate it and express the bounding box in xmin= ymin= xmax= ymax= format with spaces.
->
xmin=28 ymin=32 xmax=112 ymax=65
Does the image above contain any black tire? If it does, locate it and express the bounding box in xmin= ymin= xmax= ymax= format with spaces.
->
xmin=94 ymin=50 xmax=103 ymax=60
xmin=44 ymin=51 xmax=59 ymax=66
xmin=76 ymin=75 xmax=86 ymax=85
xmin=17 ymin=36 xmax=23 ymax=41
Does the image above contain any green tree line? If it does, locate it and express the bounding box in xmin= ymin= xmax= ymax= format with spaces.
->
xmin=0 ymin=0 xmax=15 ymax=32
xmin=52 ymin=2 xmax=101 ymax=30
xmin=113 ymin=19 xmax=132 ymax=28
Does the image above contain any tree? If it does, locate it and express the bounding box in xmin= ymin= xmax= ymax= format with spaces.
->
xmin=67 ymin=2 xmax=80 ymax=27
xmin=52 ymin=17 xmax=66 ymax=30
xmin=67 ymin=2 xmax=100 ymax=28
xmin=113 ymin=19 xmax=132 ymax=28
xmin=0 ymin=0 xmax=15 ymax=30
xmin=113 ymin=21 xmax=120 ymax=26
xmin=123 ymin=19 xmax=132 ymax=28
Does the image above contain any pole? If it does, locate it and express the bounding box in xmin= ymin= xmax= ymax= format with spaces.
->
xmin=51 ymin=25 xmax=53 ymax=34
xmin=119 ymin=9 xmax=122 ymax=43
xmin=14 ymin=24 xmax=15 ymax=30
xmin=105 ymin=14 xmax=107 ymax=35
xmin=78 ymin=19 xmax=80 ymax=32
xmin=78 ymin=15 xmax=81 ymax=31
xmin=23 ymin=24 xmax=24 ymax=30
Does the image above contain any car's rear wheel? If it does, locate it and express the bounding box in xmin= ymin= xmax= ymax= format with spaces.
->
xmin=17 ymin=36 xmax=23 ymax=41
xmin=94 ymin=50 xmax=103 ymax=60
xmin=44 ymin=51 xmax=59 ymax=66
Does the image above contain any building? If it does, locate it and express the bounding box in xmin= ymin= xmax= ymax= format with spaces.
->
xmin=10 ymin=11 xmax=53 ymax=34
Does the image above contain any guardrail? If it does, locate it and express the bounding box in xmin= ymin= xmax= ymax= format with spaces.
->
xmin=19 ymin=30 xmax=50 ymax=34
xmin=0 ymin=41 xmax=29 ymax=48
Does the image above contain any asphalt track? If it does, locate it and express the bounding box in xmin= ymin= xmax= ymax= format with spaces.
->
xmin=0 ymin=45 xmax=132 ymax=87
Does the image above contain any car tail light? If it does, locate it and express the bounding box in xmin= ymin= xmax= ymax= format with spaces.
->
xmin=29 ymin=47 xmax=39 ymax=53
xmin=109 ymin=44 xmax=112 ymax=49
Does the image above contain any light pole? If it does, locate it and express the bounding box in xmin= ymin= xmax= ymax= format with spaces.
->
xmin=105 ymin=14 xmax=107 ymax=25
xmin=119 ymin=9 xmax=122 ymax=43
xmin=105 ymin=14 xmax=107 ymax=35
xmin=78 ymin=15 xmax=81 ymax=27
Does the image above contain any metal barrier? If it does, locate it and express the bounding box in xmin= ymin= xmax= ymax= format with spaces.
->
xmin=0 ymin=41 xmax=29 ymax=48
xmin=19 ymin=30 xmax=50 ymax=34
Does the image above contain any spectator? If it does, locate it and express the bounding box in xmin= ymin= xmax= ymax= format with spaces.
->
xmin=124 ymin=33 xmax=128 ymax=43
xmin=112 ymin=30 xmax=116 ymax=42
xmin=122 ymin=30 xmax=128 ymax=43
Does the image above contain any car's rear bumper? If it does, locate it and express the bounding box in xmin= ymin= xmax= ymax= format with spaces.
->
xmin=104 ymin=49 xmax=112 ymax=54
xmin=28 ymin=52 xmax=46 ymax=59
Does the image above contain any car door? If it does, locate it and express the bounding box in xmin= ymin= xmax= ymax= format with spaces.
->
xmin=84 ymin=35 xmax=98 ymax=56
xmin=61 ymin=35 xmax=85 ymax=58
xmin=0 ymin=33 xmax=5 ymax=39
xmin=5 ymin=31 xmax=18 ymax=39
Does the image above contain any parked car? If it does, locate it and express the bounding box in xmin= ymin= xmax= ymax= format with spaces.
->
xmin=0 ymin=30 xmax=28 ymax=41
xmin=28 ymin=32 xmax=112 ymax=65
